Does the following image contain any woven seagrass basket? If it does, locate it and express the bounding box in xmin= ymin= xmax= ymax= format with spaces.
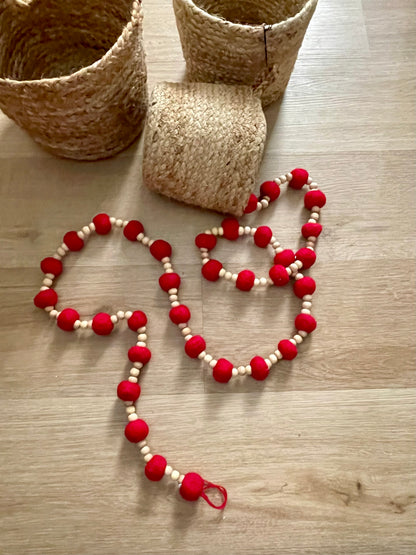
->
xmin=0 ymin=0 xmax=147 ymax=160
xmin=173 ymin=0 xmax=317 ymax=106
xmin=143 ymin=82 xmax=266 ymax=216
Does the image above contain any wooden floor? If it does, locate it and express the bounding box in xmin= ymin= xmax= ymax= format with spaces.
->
xmin=1 ymin=1 xmax=415 ymax=554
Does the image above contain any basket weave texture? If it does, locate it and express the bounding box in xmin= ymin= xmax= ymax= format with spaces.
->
xmin=0 ymin=0 xmax=147 ymax=160
xmin=173 ymin=0 xmax=317 ymax=106
xmin=143 ymin=82 xmax=266 ymax=216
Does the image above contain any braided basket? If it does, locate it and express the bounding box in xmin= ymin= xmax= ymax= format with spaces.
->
xmin=143 ymin=82 xmax=266 ymax=216
xmin=173 ymin=0 xmax=317 ymax=106
xmin=0 ymin=0 xmax=147 ymax=160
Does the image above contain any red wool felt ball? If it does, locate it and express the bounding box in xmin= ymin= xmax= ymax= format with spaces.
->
xmin=254 ymin=226 xmax=273 ymax=248
xmin=169 ymin=304 xmax=191 ymax=325
xmin=40 ymin=257 xmax=63 ymax=277
xmin=304 ymin=190 xmax=326 ymax=210
xmin=57 ymin=308 xmax=79 ymax=331
xmin=117 ymin=380 xmax=141 ymax=402
xmin=250 ymin=356 xmax=269 ymax=381
xmin=195 ymin=233 xmax=217 ymax=250
xmin=124 ymin=419 xmax=149 ymax=443
xmin=150 ymin=239 xmax=172 ymax=261
xmin=269 ymin=264 xmax=289 ymax=286
xmin=295 ymin=248 xmax=316 ymax=270
xmin=128 ymin=346 xmax=152 ymax=365
xmin=244 ymin=193 xmax=258 ymax=214
xmin=92 ymin=312 xmax=113 ymax=335
xmin=201 ymin=259 xmax=223 ymax=281
xmin=92 ymin=213 xmax=112 ymax=235
xmin=145 ymin=455 xmax=167 ymax=482
xmin=123 ymin=220 xmax=144 ymax=241
xmin=278 ymin=339 xmax=298 ymax=360
xmin=289 ymin=168 xmax=309 ymax=190
xmin=127 ymin=310 xmax=148 ymax=331
xmin=221 ymin=218 xmax=240 ymax=240
xmin=33 ymin=289 xmax=58 ymax=309
xmin=184 ymin=335 xmax=206 ymax=358
xmin=213 ymin=359 xmax=233 ymax=383
xmin=295 ymin=313 xmax=317 ymax=333
xmin=180 ymin=472 xmax=204 ymax=501
xmin=159 ymin=272 xmax=181 ymax=292
xmin=236 ymin=270 xmax=255 ymax=291
xmin=302 ymin=223 xmax=322 ymax=238
xmin=274 ymin=249 xmax=295 ymax=267
xmin=63 ymin=231 xmax=84 ymax=251
xmin=260 ymin=180 xmax=280 ymax=202
xmin=293 ymin=276 xmax=316 ymax=298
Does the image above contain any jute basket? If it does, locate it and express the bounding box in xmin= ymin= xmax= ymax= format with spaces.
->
xmin=0 ymin=0 xmax=147 ymax=160
xmin=143 ymin=82 xmax=266 ymax=216
xmin=173 ymin=0 xmax=318 ymax=106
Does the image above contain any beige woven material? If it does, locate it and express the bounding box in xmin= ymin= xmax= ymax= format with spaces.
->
xmin=143 ymin=82 xmax=266 ymax=216
xmin=173 ymin=0 xmax=318 ymax=106
xmin=0 ymin=0 xmax=147 ymax=160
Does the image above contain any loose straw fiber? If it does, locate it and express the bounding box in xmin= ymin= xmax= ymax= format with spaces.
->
xmin=173 ymin=0 xmax=318 ymax=106
xmin=0 ymin=0 xmax=147 ymax=160
xmin=143 ymin=82 xmax=267 ymax=216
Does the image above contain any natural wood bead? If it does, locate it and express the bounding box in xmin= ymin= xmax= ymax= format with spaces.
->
xmin=204 ymin=354 xmax=213 ymax=363
xmin=138 ymin=440 xmax=147 ymax=448
xmin=302 ymin=301 xmax=312 ymax=309
xmin=198 ymin=351 xmax=206 ymax=360
xmin=269 ymin=354 xmax=278 ymax=364
xmin=232 ymin=367 xmax=239 ymax=377
xmin=130 ymin=368 xmax=140 ymax=377
xmin=289 ymin=339 xmax=297 ymax=345
xmin=109 ymin=217 xmax=116 ymax=224
xmin=209 ymin=359 xmax=217 ymax=368
xmin=116 ymin=310 xmax=125 ymax=319
xmin=184 ymin=334 xmax=192 ymax=341
xmin=294 ymin=334 xmax=303 ymax=344
xmin=143 ymin=454 xmax=153 ymax=463
xmin=298 ymin=330 xmax=308 ymax=338
xmin=137 ymin=334 xmax=147 ymax=341
xmin=128 ymin=376 xmax=138 ymax=383
xmin=140 ymin=446 xmax=150 ymax=455
xmin=301 ymin=309 xmax=311 ymax=314
xmin=161 ymin=257 xmax=170 ymax=263
xmin=181 ymin=327 xmax=191 ymax=336
xmin=164 ymin=465 xmax=173 ymax=476
xmin=128 ymin=413 xmax=139 ymax=422
xmin=126 ymin=406 xmax=136 ymax=415
xmin=168 ymin=288 xmax=178 ymax=295
xmin=238 ymin=366 xmax=246 ymax=375
xmin=171 ymin=470 xmax=180 ymax=481
xmin=110 ymin=315 xmax=118 ymax=324
xmin=125 ymin=311 xmax=133 ymax=319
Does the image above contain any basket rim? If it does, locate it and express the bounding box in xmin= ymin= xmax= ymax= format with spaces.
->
xmin=176 ymin=0 xmax=317 ymax=32
xmin=0 ymin=0 xmax=142 ymax=86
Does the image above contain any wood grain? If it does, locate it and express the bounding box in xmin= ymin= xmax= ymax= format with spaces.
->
xmin=0 ymin=0 xmax=415 ymax=554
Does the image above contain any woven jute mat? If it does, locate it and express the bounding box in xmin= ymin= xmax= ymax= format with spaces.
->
xmin=143 ymin=82 xmax=267 ymax=216
xmin=0 ymin=0 xmax=147 ymax=160
xmin=173 ymin=0 xmax=318 ymax=106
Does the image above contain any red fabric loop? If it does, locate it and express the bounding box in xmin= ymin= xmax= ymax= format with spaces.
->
xmin=201 ymin=481 xmax=228 ymax=510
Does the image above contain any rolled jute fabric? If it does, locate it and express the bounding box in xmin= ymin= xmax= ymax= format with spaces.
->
xmin=173 ymin=0 xmax=318 ymax=106
xmin=143 ymin=82 xmax=267 ymax=216
xmin=0 ymin=0 xmax=147 ymax=160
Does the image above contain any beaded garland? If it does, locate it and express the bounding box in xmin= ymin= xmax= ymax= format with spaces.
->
xmin=33 ymin=168 xmax=325 ymax=509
